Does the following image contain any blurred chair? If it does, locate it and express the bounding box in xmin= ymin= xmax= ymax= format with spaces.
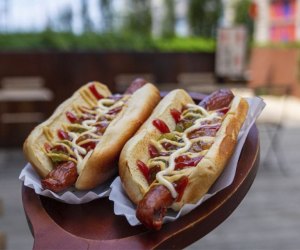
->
xmin=177 ymin=72 xmax=216 ymax=93
xmin=114 ymin=73 xmax=155 ymax=93
xmin=177 ymin=72 xmax=254 ymax=98
xmin=0 ymin=232 xmax=5 ymax=250
xmin=0 ymin=76 xmax=53 ymax=147
xmin=254 ymin=85 xmax=290 ymax=175
xmin=0 ymin=199 xmax=6 ymax=249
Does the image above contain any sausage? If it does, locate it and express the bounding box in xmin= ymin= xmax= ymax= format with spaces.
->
xmin=187 ymin=124 xmax=221 ymax=139
xmin=199 ymin=89 xmax=234 ymax=111
xmin=124 ymin=78 xmax=147 ymax=94
xmin=41 ymin=161 xmax=78 ymax=192
xmin=136 ymin=185 xmax=174 ymax=230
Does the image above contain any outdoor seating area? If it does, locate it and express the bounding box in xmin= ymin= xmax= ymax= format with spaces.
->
xmin=0 ymin=55 xmax=299 ymax=249
xmin=0 ymin=63 xmax=299 ymax=249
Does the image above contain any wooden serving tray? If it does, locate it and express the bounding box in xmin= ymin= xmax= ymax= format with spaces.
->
xmin=22 ymin=92 xmax=260 ymax=249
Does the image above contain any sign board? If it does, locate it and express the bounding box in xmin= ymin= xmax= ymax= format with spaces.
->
xmin=215 ymin=26 xmax=248 ymax=78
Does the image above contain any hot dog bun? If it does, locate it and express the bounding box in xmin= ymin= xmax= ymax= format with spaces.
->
xmin=119 ymin=89 xmax=193 ymax=204
xmin=173 ymin=95 xmax=248 ymax=209
xmin=119 ymin=89 xmax=248 ymax=210
xmin=24 ymin=81 xmax=161 ymax=190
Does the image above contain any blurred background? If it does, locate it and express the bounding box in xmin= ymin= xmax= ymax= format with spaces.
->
xmin=0 ymin=0 xmax=300 ymax=249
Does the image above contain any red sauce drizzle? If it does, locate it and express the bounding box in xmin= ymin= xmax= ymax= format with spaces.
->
xmin=66 ymin=111 xmax=78 ymax=123
xmin=44 ymin=142 xmax=52 ymax=153
xmin=152 ymin=119 xmax=170 ymax=133
xmin=148 ymin=144 xmax=159 ymax=158
xmin=148 ymin=144 xmax=171 ymax=158
xmin=217 ymin=107 xmax=230 ymax=115
xmin=89 ymin=84 xmax=104 ymax=100
xmin=173 ymin=176 xmax=189 ymax=202
xmin=170 ymin=108 xmax=181 ymax=123
xmin=161 ymin=141 xmax=180 ymax=151
xmin=95 ymin=122 xmax=109 ymax=135
xmin=57 ymin=129 xmax=69 ymax=140
xmin=80 ymin=141 xmax=96 ymax=152
xmin=175 ymin=155 xmax=203 ymax=170
xmin=51 ymin=144 xmax=68 ymax=154
xmin=107 ymin=106 xmax=122 ymax=115
xmin=137 ymin=160 xmax=149 ymax=182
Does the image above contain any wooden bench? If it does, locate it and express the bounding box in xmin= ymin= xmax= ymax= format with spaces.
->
xmin=0 ymin=77 xmax=53 ymax=147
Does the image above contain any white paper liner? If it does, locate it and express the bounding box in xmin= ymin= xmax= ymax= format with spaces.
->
xmin=109 ymin=96 xmax=266 ymax=226
xmin=19 ymin=163 xmax=111 ymax=204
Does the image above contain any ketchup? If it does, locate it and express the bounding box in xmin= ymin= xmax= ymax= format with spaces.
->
xmin=44 ymin=142 xmax=52 ymax=153
xmin=51 ymin=144 xmax=68 ymax=154
xmin=57 ymin=129 xmax=69 ymax=140
xmin=148 ymin=144 xmax=159 ymax=158
xmin=152 ymin=119 xmax=170 ymax=133
xmin=173 ymin=176 xmax=189 ymax=202
xmin=148 ymin=144 xmax=171 ymax=158
xmin=66 ymin=111 xmax=78 ymax=123
xmin=89 ymin=84 xmax=104 ymax=100
xmin=170 ymin=108 xmax=181 ymax=123
xmin=137 ymin=160 xmax=149 ymax=182
xmin=217 ymin=107 xmax=230 ymax=115
xmin=81 ymin=141 xmax=96 ymax=152
xmin=107 ymin=106 xmax=122 ymax=115
xmin=161 ymin=142 xmax=179 ymax=151
xmin=95 ymin=122 xmax=109 ymax=135
xmin=175 ymin=155 xmax=203 ymax=170
xmin=175 ymin=155 xmax=190 ymax=163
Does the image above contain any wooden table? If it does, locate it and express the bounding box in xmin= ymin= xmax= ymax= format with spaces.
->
xmin=21 ymin=92 xmax=260 ymax=250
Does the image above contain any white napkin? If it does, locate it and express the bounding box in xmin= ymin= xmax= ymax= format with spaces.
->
xmin=19 ymin=163 xmax=111 ymax=204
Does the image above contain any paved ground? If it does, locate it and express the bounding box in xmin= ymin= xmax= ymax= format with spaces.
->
xmin=0 ymin=89 xmax=300 ymax=250
xmin=0 ymin=150 xmax=32 ymax=250
xmin=188 ymin=126 xmax=300 ymax=250
xmin=0 ymin=126 xmax=299 ymax=250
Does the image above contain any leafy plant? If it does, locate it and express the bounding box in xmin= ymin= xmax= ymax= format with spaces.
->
xmin=155 ymin=36 xmax=215 ymax=52
xmin=122 ymin=0 xmax=152 ymax=36
xmin=188 ymin=0 xmax=222 ymax=38
xmin=234 ymin=0 xmax=254 ymax=40
xmin=0 ymin=32 xmax=215 ymax=52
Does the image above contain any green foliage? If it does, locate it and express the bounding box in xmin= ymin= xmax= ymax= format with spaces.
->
xmin=0 ymin=32 xmax=215 ymax=52
xmin=122 ymin=0 xmax=152 ymax=36
xmin=81 ymin=0 xmax=94 ymax=32
xmin=155 ymin=37 xmax=215 ymax=52
xmin=233 ymin=0 xmax=254 ymax=40
xmin=56 ymin=6 xmax=73 ymax=32
xmin=0 ymin=0 xmax=221 ymax=52
xmin=254 ymin=41 xmax=300 ymax=49
xmin=161 ymin=0 xmax=176 ymax=38
xmin=99 ymin=0 xmax=114 ymax=32
xmin=188 ymin=0 xmax=222 ymax=38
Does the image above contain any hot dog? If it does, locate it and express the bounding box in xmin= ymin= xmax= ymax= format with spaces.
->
xmin=23 ymin=79 xmax=160 ymax=192
xmin=119 ymin=89 xmax=248 ymax=230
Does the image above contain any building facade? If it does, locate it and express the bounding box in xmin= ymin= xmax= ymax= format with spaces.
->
xmin=253 ymin=0 xmax=300 ymax=43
